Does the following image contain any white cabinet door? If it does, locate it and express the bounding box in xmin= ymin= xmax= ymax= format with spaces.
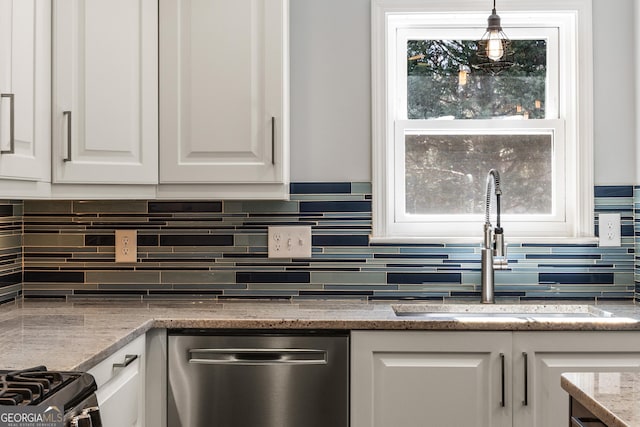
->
xmin=52 ymin=0 xmax=158 ymax=184
xmin=89 ymin=334 xmax=146 ymax=427
xmin=159 ymin=0 xmax=288 ymax=184
xmin=513 ymin=332 xmax=640 ymax=427
xmin=0 ymin=0 xmax=50 ymax=181
xmin=351 ymin=331 xmax=512 ymax=427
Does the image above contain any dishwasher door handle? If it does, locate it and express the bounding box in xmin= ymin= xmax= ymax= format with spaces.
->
xmin=188 ymin=348 xmax=328 ymax=365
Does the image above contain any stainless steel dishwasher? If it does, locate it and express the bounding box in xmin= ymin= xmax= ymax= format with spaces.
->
xmin=167 ymin=329 xmax=349 ymax=427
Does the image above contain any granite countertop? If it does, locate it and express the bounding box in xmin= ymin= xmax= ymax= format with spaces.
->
xmin=562 ymin=372 xmax=640 ymax=427
xmin=1 ymin=298 xmax=640 ymax=372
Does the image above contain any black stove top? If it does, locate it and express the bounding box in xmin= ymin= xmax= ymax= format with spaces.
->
xmin=0 ymin=366 xmax=96 ymax=410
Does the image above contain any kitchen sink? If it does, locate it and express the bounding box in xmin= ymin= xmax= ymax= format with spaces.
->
xmin=391 ymin=304 xmax=626 ymax=322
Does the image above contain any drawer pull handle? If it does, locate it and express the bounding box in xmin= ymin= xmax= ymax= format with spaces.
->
xmin=500 ymin=353 xmax=505 ymax=407
xmin=1 ymin=93 xmax=15 ymax=154
xmin=113 ymin=354 xmax=138 ymax=369
xmin=523 ymin=352 xmax=528 ymax=406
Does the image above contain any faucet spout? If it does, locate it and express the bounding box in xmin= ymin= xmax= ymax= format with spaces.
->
xmin=481 ymin=169 xmax=507 ymax=304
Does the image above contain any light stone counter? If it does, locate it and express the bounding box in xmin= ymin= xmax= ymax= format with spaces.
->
xmin=0 ymin=298 xmax=639 ymax=372
xmin=562 ymin=372 xmax=640 ymax=427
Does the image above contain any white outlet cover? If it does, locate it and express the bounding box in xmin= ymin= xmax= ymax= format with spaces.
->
xmin=268 ymin=226 xmax=312 ymax=258
xmin=598 ymin=213 xmax=621 ymax=247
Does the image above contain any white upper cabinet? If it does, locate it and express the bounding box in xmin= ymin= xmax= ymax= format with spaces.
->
xmin=159 ymin=0 xmax=289 ymax=185
xmin=0 ymin=0 xmax=50 ymax=182
xmin=52 ymin=0 xmax=158 ymax=184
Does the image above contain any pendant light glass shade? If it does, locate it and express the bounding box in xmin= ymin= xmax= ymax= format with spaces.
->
xmin=480 ymin=5 xmax=509 ymax=62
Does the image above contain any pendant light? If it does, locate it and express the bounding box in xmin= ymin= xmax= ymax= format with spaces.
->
xmin=476 ymin=0 xmax=513 ymax=74
xmin=479 ymin=0 xmax=510 ymax=61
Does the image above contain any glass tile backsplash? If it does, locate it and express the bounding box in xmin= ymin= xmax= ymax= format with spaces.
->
xmin=0 ymin=183 xmax=635 ymax=303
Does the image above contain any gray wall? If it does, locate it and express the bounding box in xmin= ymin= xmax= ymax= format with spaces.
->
xmin=291 ymin=0 xmax=638 ymax=185
xmin=593 ymin=0 xmax=636 ymax=185
xmin=290 ymin=0 xmax=371 ymax=182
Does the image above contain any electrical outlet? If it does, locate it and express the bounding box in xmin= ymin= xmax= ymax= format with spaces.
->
xmin=115 ymin=230 xmax=137 ymax=263
xmin=598 ymin=213 xmax=621 ymax=247
xmin=268 ymin=226 xmax=312 ymax=258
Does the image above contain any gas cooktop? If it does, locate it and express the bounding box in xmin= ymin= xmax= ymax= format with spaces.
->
xmin=0 ymin=366 xmax=96 ymax=408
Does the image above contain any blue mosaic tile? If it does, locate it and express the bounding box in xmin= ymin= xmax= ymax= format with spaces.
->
xmin=149 ymin=201 xmax=222 ymax=213
xmin=369 ymin=293 xmax=448 ymax=300
xmin=399 ymin=247 xmax=473 ymax=253
xmin=300 ymin=201 xmax=371 ymax=213
xmin=160 ymin=235 xmax=234 ymax=246
xmin=538 ymin=264 xmax=614 ymax=269
xmin=290 ymin=182 xmax=351 ymax=194
xmin=312 ymin=235 xmax=369 ymax=246
xmin=594 ymin=186 xmax=633 ymax=198
xmin=374 ymin=254 xmax=448 ymax=259
xmin=386 ymin=263 xmax=461 ymax=268
xmin=526 ymin=254 xmax=601 ymax=260
xmin=387 ymin=273 xmax=462 ymax=284
xmin=0 ymin=272 xmax=21 ymax=287
xmin=522 ymin=243 xmax=598 ymax=248
xmin=538 ymin=273 xmax=614 ymax=285
xmin=236 ymin=272 xmax=310 ymax=283
xmin=24 ymin=271 xmax=84 ymax=283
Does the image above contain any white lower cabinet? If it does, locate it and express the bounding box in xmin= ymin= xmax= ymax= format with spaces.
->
xmin=351 ymin=331 xmax=512 ymax=427
xmin=513 ymin=331 xmax=640 ymax=427
xmin=351 ymin=330 xmax=640 ymax=427
xmin=88 ymin=334 xmax=146 ymax=427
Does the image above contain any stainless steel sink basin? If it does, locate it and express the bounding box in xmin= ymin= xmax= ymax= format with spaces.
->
xmin=391 ymin=304 xmax=619 ymax=321
xmin=395 ymin=311 xmax=600 ymax=319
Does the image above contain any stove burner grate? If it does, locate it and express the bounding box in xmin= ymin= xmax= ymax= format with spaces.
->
xmin=0 ymin=366 xmax=78 ymax=406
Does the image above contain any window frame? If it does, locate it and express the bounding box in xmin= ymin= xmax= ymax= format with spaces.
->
xmin=371 ymin=0 xmax=594 ymax=243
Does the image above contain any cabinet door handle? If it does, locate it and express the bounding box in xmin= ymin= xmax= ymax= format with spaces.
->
xmin=522 ymin=352 xmax=528 ymax=406
xmin=1 ymin=94 xmax=15 ymax=154
xmin=271 ymin=116 xmax=275 ymax=165
xmin=500 ymin=353 xmax=505 ymax=407
xmin=63 ymin=111 xmax=72 ymax=162
xmin=112 ymin=354 xmax=138 ymax=370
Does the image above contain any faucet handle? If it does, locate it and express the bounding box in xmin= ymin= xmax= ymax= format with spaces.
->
xmin=493 ymin=231 xmax=508 ymax=270
xmin=493 ymin=228 xmax=505 ymax=256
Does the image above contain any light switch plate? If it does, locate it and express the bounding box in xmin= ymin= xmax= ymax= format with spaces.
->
xmin=598 ymin=213 xmax=621 ymax=247
xmin=115 ymin=230 xmax=137 ymax=263
xmin=268 ymin=226 xmax=312 ymax=258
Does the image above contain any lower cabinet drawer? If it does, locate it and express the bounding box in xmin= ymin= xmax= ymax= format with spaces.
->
xmin=96 ymin=362 xmax=141 ymax=427
xmin=88 ymin=334 xmax=145 ymax=427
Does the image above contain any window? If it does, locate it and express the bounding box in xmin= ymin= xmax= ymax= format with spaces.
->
xmin=372 ymin=0 xmax=593 ymax=242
